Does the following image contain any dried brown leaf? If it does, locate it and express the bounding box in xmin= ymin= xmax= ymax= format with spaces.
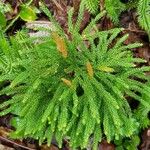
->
xmin=99 ymin=140 xmax=115 ymax=150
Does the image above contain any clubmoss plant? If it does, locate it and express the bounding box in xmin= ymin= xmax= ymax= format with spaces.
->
xmin=0 ymin=2 xmax=150 ymax=149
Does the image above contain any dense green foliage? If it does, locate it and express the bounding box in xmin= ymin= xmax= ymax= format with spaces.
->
xmin=0 ymin=3 xmax=150 ymax=149
xmin=83 ymin=0 xmax=150 ymax=35
xmin=115 ymin=135 xmax=140 ymax=150
xmin=104 ymin=0 xmax=126 ymax=23
xmin=134 ymin=82 xmax=150 ymax=129
xmin=82 ymin=0 xmax=99 ymax=14
xmin=137 ymin=0 xmax=150 ymax=36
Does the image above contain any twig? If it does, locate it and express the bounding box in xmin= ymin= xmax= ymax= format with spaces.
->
xmin=123 ymin=28 xmax=147 ymax=34
xmin=0 ymin=136 xmax=35 ymax=150
xmin=50 ymin=0 xmax=64 ymax=11
xmin=4 ymin=15 xmax=20 ymax=32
